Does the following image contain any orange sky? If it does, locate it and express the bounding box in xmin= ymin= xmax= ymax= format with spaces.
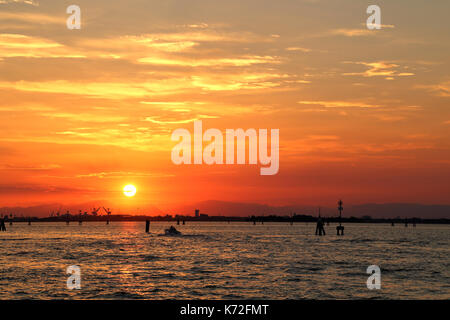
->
xmin=0 ymin=0 xmax=449 ymax=212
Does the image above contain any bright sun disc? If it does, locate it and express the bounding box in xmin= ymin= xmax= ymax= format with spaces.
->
xmin=123 ymin=184 xmax=137 ymax=197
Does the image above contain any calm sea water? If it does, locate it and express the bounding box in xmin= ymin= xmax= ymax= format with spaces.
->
xmin=0 ymin=222 xmax=449 ymax=299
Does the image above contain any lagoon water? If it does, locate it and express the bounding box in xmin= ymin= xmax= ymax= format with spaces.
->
xmin=0 ymin=222 xmax=449 ymax=299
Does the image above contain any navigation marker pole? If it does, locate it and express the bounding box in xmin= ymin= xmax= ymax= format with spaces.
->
xmin=336 ymin=200 xmax=345 ymax=236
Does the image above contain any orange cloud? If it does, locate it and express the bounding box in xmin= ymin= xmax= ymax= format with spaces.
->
xmin=298 ymin=100 xmax=381 ymax=109
xmin=343 ymin=61 xmax=415 ymax=79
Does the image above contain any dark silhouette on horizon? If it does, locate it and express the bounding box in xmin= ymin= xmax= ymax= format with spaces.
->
xmin=315 ymin=217 xmax=326 ymax=236
xmin=315 ymin=208 xmax=326 ymax=236
xmin=0 ymin=217 xmax=6 ymax=231
xmin=336 ymin=200 xmax=345 ymax=235
xmin=165 ymin=225 xmax=181 ymax=235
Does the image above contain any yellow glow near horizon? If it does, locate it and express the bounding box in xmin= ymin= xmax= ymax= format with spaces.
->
xmin=123 ymin=184 xmax=137 ymax=197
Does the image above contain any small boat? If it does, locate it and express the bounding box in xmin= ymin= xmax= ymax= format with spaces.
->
xmin=164 ymin=226 xmax=181 ymax=236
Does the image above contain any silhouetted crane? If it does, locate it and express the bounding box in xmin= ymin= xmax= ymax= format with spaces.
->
xmin=102 ymin=207 xmax=112 ymax=225
xmin=91 ymin=207 xmax=101 ymax=216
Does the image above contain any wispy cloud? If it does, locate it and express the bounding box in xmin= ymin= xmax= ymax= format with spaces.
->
xmin=137 ymin=55 xmax=279 ymax=67
xmin=0 ymin=80 xmax=189 ymax=98
xmin=371 ymin=114 xmax=406 ymax=122
xmin=418 ymin=81 xmax=450 ymax=97
xmin=76 ymin=171 xmax=174 ymax=179
xmin=0 ymin=33 xmax=85 ymax=58
xmin=0 ymin=68 xmax=304 ymax=98
xmin=0 ymin=0 xmax=39 ymax=6
xmin=0 ymin=163 xmax=60 ymax=171
xmin=144 ymin=114 xmax=218 ymax=124
xmin=42 ymin=112 xmax=128 ymax=123
xmin=0 ymin=12 xmax=62 ymax=27
xmin=331 ymin=28 xmax=374 ymax=37
xmin=330 ymin=24 xmax=395 ymax=37
xmin=298 ymin=100 xmax=381 ymax=109
xmin=342 ymin=61 xmax=414 ymax=79
xmin=285 ymin=47 xmax=312 ymax=52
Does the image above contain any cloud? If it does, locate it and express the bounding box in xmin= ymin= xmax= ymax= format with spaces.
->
xmin=284 ymin=136 xmax=435 ymax=163
xmin=128 ymin=31 xmax=273 ymax=43
xmin=298 ymin=100 xmax=381 ymax=109
xmin=330 ymin=24 xmax=395 ymax=37
xmin=137 ymin=55 xmax=279 ymax=67
xmin=144 ymin=114 xmax=218 ymax=124
xmin=0 ymin=0 xmax=38 ymax=6
xmin=0 ymin=33 xmax=86 ymax=58
xmin=285 ymin=47 xmax=312 ymax=53
xmin=0 ymin=69 xmax=302 ymax=98
xmin=418 ymin=81 xmax=450 ymax=97
xmin=75 ymin=171 xmax=174 ymax=179
xmin=307 ymin=135 xmax=340 ymax=141
xmin=42 ymin=112 xmax=128 ymax=123
xmin=0 ymin=184 xmax=92 ymax=194
xmin=0 ymin=12 xmax=62 ymax=27
xmin=372 ymin=114 xmax=406 ymax=122
xmin=0 ymin=30 xmax=277 ymax=63
xmin=0 ymin=79 xmax=189 ymax=98
xmin=0 ymin=164 xmax=60 ymax=171
xmin=357 ymin=142 xmax=434 ymax=153
xmin=77 ymin=35 xmax=198 ymax=54
xmin=75 ymin=29 xmax=276 ymax=58
xmin=50 ymin=128 xmax=169 ymax=152
xmin=139 ymin=101 xmax=206 ymax=108
xmin=331 ymin=28 xmax=374 ymax=37
xmin=342 ymin=61 xmax=414 ymax=79
xmin=189 ymin=72 xmax=287 ymax=91
xmin=185 ymin=23 xmax=209 ymax=29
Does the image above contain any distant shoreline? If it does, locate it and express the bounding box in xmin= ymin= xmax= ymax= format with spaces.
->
xmin=4 ymin=215 xmax=450 ymax=224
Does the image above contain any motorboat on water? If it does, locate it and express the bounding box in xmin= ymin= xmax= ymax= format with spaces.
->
xmin=164 ymin=226 xmax=181 ymax=235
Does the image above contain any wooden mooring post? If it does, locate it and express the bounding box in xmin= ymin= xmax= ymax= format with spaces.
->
xmin=336 ymin=200 xmax=345 ymax=236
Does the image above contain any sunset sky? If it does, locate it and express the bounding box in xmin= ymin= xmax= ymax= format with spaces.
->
xmin=0 ymin=0 xmax=449 ymax=213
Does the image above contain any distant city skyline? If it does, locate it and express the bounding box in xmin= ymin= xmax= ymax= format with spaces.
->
xmin=1 ymin=200 xmax=449 ymax=219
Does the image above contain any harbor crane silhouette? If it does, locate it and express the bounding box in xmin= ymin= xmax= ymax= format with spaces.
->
xmin=91 ymin=207 xmax=101 ymax=216
xmin=102 ymin=207 xmax=112 ymax=224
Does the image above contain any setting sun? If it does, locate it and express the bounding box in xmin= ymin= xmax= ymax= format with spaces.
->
xmin=123 ymin=184 xmax=137 ymax=197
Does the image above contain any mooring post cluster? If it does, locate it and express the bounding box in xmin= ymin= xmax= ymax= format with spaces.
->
xmin=0 ymin=217 xmax=6 ymax=231
xmin=315 ymin=208 xmax=326 ymax=236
